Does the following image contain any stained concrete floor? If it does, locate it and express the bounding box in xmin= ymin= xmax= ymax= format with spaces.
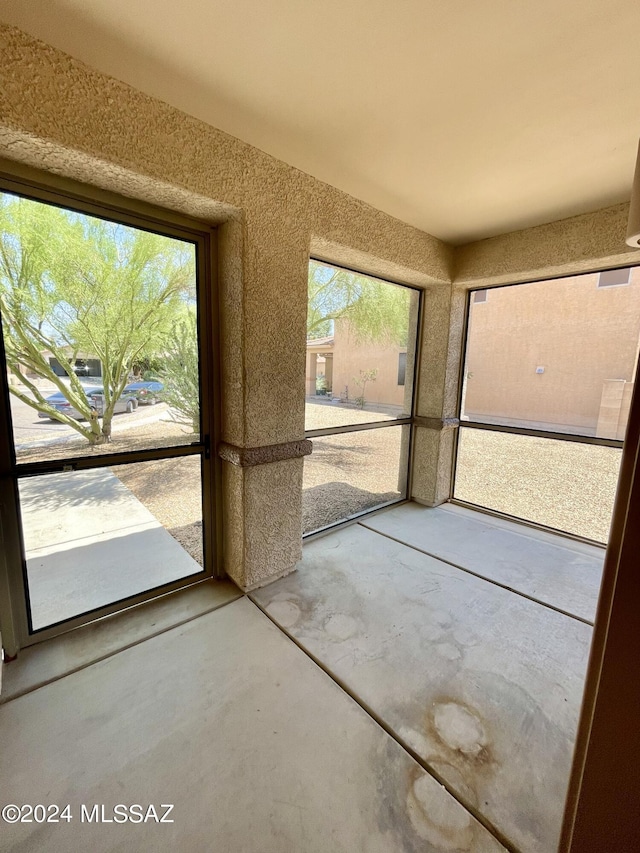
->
xmin=0 ymin=597 xmax=506 ymax=853
xmin=0 ymin=502 xmax=603 ymax=853
xmin=253 ymin=504 xmax=603 ymax=853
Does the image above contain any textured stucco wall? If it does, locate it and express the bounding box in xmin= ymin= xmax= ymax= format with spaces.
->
xmin=0 ymin=24 xmax=452 ymax=592
xmin=411 ymin=287 xmax=466 ymax=506
xmin=455 ymin=203 xmax=639 ymax=287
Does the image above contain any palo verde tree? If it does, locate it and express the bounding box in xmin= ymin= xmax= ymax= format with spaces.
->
xmin=0 ymin=192 xmax=195 ymax=444
xmin=307 ymin=260 xmax=412 ymax=345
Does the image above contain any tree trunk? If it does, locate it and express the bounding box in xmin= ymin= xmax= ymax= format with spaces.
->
xmin=101 ymin=412 xmax=113 ymax=443
xmin=88 ymin=407 xmax=103 ymax=444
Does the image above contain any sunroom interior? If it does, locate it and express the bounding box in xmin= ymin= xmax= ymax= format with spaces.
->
xmin=1 ymin=7 xmax=640 ymax=853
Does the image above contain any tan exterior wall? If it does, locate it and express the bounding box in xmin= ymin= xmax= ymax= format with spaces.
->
xmin=463 ymin=269 xmax=640 ymax=435
xmin=330 ymin=321 xmax=408 ymax=409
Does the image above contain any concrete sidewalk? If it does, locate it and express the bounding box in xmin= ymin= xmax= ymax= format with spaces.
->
xmin=20 ymin=468 xmax=203 ymax=629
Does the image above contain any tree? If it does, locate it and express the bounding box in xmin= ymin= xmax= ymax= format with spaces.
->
xmin=307 ymin=260 xmax=412 ymax=345
xmin=158 ymin=309 xmax=200 ymax=433
xmin=0 ymin=193 xmax=195 ymax=444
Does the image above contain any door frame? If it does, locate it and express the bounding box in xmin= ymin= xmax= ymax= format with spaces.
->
xmin=0 ymin=167 xmax=222 ymax=655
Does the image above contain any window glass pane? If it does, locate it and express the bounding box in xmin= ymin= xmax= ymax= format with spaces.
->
xmin=0 ymin=191 xmax=201 ymax=465
xmin=454 ymin=428 xmax=621 ymax=543
xmin=20 ymin=457 xmax=204 ymax=630
xmin=303 ymin=425 xmax=409 ymax=534
xmin=598 ymin=267 xmax=630 ymax=287
xmin=461 ymin=268 xmax=640 ymax=438
xmin=306 ymin=261 xmax=419 ymax=431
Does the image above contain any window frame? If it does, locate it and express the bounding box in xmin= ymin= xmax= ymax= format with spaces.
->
xmin=303 ymin=258 xmax=422 ymax=538
xmin=451 ymin=267 xmax=637 ymax=544
xmin=0 ymin=165 xmax=223 ymax=653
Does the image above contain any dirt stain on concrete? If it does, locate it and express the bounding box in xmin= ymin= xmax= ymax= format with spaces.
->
xmin=406 ymin=765 xmax=475 ymax=851
xmin=427 ymin=696 xmax=493 ymax=769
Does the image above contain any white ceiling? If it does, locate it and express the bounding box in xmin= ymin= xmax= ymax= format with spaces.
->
xmin=2 ymin=0 xmax=640 ymax=244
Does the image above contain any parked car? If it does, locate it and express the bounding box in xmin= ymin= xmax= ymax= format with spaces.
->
xmin=124 ymin=380 xmax=164 ymax=405
xmin=38 ymin=387 xmax=138 ymax=421
xmin=86 ymin=387 xmax=139 ymax=416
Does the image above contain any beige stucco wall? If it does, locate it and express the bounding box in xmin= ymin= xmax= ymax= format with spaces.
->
xmin=323 ymin=321 xmax=408 ymax=410
xmin=463 ymin=268 xmax=640 ymax=435
xmin=455 ymin=204 xmax=640 ymax=287
xmin=0 ymin=24 xmax=452 ymax=596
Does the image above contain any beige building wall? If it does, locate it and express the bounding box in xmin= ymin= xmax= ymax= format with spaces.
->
xmin=463 ymin=268 xmax=640 ymax=435
xmin=330 ymin=320 xmax=408 ymax=410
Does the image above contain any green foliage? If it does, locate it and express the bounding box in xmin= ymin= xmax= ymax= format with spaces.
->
xmin=0 ymin=192 xmax=195 ymax=443
xmin=307 ymin=260 xmax=413 ymax=346
xmin=158 ymin=309 xmax=200 ymax=433
xmin=131 ymin=355 xmax=163 ymax=379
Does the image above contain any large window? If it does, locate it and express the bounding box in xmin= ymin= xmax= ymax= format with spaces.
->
xmin=304 ymin=260 xmax=420 ymax=534
xmin=0 ymin=177 xmax=218 ymax=645
xmin=454 ymin=267 xmax=640 ymax=542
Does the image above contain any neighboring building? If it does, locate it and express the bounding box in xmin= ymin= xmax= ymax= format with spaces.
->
xmin=463 ymin=267 xmax=640 ymax=439
xmin=305 ymin=335 xmax=334 ymax=398
xmin=43 ymin=348 xmax=103 ymax=379
xmin=306 ymin=321 xmax=410 ymax=412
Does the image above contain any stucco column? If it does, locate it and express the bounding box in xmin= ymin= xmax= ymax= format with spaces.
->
xmin=218 ymin=214 xmax=311 ymax=590
xmin=411 ymin=286 xmax=466 ymax=506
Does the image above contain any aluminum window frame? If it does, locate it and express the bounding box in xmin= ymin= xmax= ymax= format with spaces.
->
xmin=0 ymin=165 xmax=222 ymax=653
xmin=451 ymin=266 xmax=640 ymax=543
xmin=303 ymin=258 xmax=422 ymax=539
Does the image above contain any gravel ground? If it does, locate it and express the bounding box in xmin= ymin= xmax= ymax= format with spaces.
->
xmin=16 ymin=399 xmax=622 ymax=562
xmin=304 ymin=401 xmax=407 ymax=532
xmin=15 ymin=405 xmax=196 ymax=463
xmin=114 ymin=421 xmax=622 ymax=547
xmin=454 ymin=428 xmax=622 ymax=543
xmin=305 ymin=398 xmax=398 ymax=431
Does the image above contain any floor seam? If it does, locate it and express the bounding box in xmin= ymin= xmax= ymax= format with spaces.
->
xmin=0 ymin=592 xmax=243 ymax=704
xmin=441 ymin=503 xmax=606 ymax=556
xmin=247 ymin=593 xmax=521 ymax=853
xmin=358 ymin=521 xmax=595 ymax=627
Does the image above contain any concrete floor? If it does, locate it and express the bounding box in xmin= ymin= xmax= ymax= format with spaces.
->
xmin=253 ymin=505 xmax=602 ymax=853
xmin=0 ymin=503 xmax=603 ymax=852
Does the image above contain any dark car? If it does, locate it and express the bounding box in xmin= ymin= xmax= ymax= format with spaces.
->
xmin=38 ymin=387 xmax=138 ymax=420
xmin=124 ymin=380 xmax=164 ymax=405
